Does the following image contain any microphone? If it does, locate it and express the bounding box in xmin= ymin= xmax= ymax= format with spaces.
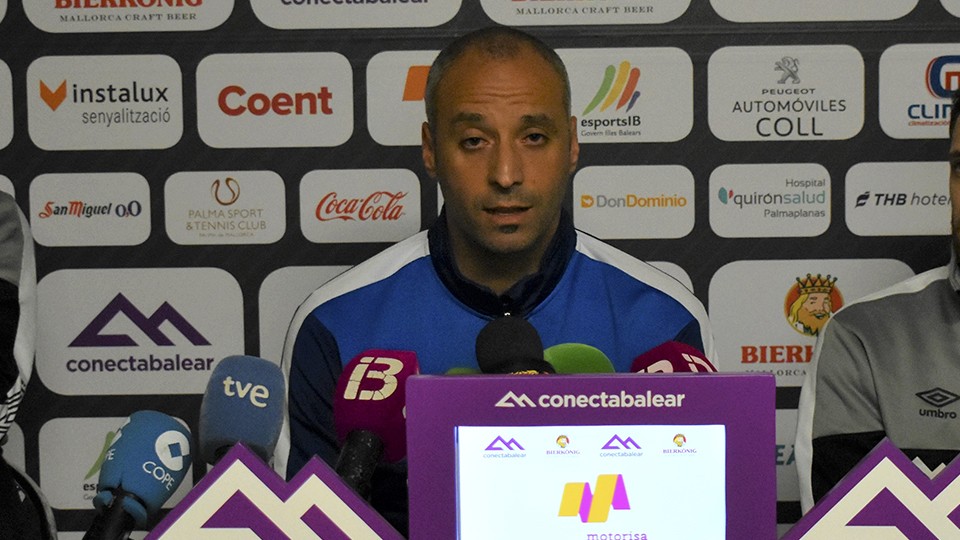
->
xmin=198 ymin=355 xmax=285 ymax=466
xmin=333 ymin=349 xmax=419 ymax=499
xmin=475 ymin=315 xmax=555 ymax=374
xmin=543 ymin=343 xmax=616 ymax=374
xmin=630 ymin=341 xmax=718 ymax=373
xmin=84 ymin=410 xmax=192 ymax=540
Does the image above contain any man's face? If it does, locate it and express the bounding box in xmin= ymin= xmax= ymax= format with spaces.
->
xmin=422 ymin=45 xmax=579 ymax=266
xmin=951 ymin=121 xmax=960 ymax=256
xmin=798 ymin=292 xmax=832 ymax=334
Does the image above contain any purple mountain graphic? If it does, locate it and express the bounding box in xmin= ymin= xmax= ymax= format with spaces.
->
xmin=485 ymin=436 xmax=524 ymax=451
xmin=146 ymin=444 xmax=402 ymax=540
xmin=602 ymin=435 xmax=640 ymax=450
xmin=783 ymin=438 xmax=960 ymax=539
xmin=70 ymin=293 xmax=210 ymax=347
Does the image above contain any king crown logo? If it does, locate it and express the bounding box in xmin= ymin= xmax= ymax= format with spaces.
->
xmin=796 ymin=273 xmax=837 ymax=295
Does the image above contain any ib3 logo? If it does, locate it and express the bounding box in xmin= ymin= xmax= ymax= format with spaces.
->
xmin=558 ymin=474 xmax=630 ymax=523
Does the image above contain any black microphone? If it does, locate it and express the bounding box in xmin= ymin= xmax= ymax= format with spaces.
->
xmin=333 ymin=349 xmax=420 ymax=499
xmin=475 ymin=315 xmax=555 ymax=374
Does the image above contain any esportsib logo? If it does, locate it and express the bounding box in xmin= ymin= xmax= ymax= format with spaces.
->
xmin=558 ymin=474 xmax=630 ymax=523
xmin=583 ymin=61 xmax=641 ymax=116
xmin=926 ymin=55 xmax=960 ymax=98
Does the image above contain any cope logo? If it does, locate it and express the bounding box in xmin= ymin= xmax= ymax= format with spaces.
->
xmin=558 ymin=474 xmax=630 ymax=523
xmin=783 ymin=273 xmax=843 ymax=337
xmin=926 ymin=55 xmax=960 ymax=98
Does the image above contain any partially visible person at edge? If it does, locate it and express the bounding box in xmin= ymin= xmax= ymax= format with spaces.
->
xmin=274 ymin=26 xmax=715 ymax=535
xmin=795 ymin=88 xmax=960 ymax=513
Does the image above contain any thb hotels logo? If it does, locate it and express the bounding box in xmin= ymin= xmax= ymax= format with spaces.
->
xmin=558 ymin=474 xmax=630 ymax=523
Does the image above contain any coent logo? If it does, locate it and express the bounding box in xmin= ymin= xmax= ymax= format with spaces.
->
xmin=217 ymin=85 xmax=333 ymax=117
xmin=196 ymin=52 xmax=352 ymax=148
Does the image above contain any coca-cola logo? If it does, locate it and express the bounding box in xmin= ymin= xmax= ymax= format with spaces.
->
xmin=315 ymin=191 xmax=406 ymax=222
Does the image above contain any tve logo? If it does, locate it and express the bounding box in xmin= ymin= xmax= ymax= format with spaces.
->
xmin=558 ymin=474 xmax=630 ymax=523
xmin=23 ymin=0 xmax=233 ymax=33
xmin=367 ymin=51 xmax=438 ymax=146
xmin=879 ymin=44 xmax=960 ymax=139
xmin=197 ymin=53 xmax=352 ymax=148
xmin=0 ymin=60 xmax=11 ymax=149
xmin=29 ymin=172 xmax=151 ymax=246
xmin=27 ymin=55 xmax=183 ymax=150
xmin=36 ymin=268 xmax=243 ymax=395
xmin=560 ymin=48 xmax=693 ymax=144
xmin=300 ymin=169 xmax=420 ymax=243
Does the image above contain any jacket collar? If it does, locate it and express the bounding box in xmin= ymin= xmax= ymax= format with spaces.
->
xmin=428 ymin=208 xmax=576 ymax=318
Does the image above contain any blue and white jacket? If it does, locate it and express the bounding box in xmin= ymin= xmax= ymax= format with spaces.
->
xmin=274 ymin=210 xmax=714 ymax=533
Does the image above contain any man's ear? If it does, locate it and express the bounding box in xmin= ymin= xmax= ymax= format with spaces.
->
xmin=422 ymin=122 xmax=437 ymax=179
xmin=568 ymin=116 xmax=580 ymax=175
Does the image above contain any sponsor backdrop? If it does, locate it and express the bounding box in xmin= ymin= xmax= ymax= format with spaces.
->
xmin=0 ymin=0 xmax=957 ymax=535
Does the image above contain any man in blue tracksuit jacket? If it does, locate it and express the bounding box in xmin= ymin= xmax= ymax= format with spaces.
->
xmin=275 ymin=26 xmax=715 ymax=536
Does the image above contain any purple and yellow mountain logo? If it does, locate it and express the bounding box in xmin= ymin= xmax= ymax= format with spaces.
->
xmin=583 ymin=61 xmax=641 ymax=116
xmin=559 ymin=474 xmax=630 ymax=523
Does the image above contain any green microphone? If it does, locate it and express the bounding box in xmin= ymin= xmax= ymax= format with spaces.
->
xmin=543 ymin=343 xmax=616 ymax=374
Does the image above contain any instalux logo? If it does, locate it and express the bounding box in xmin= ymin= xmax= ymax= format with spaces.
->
xmin=40 ymin=80 xmax=67 ymax=110
xmin=69 ymin=293 xmax=210 ymax=347
xmin=495 ymin=391 xmax=536 ymax=408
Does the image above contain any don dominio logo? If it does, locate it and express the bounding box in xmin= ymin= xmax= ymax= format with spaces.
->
xmin=147 ymin=445 xmax=404 ymax=539
xmin=197 ymin=53 xmax=353 ymax=148
xmin=36 ymin=268 xmax=243 ymax=396
xmin=558 ymin=474 xmax=630 ymax=523
xmin=27 ymin=55 xmax=183 ymax=150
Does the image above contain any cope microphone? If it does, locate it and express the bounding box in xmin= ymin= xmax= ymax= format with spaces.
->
xmin=630 ymin=341 xmax=718 ymax=373
xmin=198 ymin=355 xmax=285 ymax=466
xmin=543 ymin=343 xmax=616 ymax=374
xmin=333 ymin=349 xmax=419 ymax=500
xmin=83 ymin=410 xmax=192 ymax=540
xmin=475 ymin=315 xmax=555 ymax=374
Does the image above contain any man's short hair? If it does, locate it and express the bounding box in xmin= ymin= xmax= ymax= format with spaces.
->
xmin=424 ymin=26 xmax=572 ymax=130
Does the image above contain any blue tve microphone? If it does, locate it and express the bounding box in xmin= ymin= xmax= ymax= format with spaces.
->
xmin=198 ymin=355 xmax=286 ymax=465
xmin=84 ymin=410 xmax=192 ymax=540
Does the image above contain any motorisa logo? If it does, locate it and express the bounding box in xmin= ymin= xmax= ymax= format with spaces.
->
xmin=709 ymin=259 xmax=913 ymax=386
xmin=250 ymin=0 xmax=459 ymax=29
xmin=573 ymin=165 xmax=694 ymax=239
xmin=482 ymin=0 xmax=689 ymax=25
xmin=29 ymin=173 xmax=150 ymax=247
xmin=367 ymin=51 xmax=437 ymax=147
xmin=708 ymin=45 xmax=864 ymax=141
xmin=710 ymin=0 xmax=917 ymax=22
xmin=879 ymin=44 xmax=960 ymax=139
xmin=27 ymin=55 xmax=182 ymax=150
xmin=23 ymin=0 xmax=233 ymax=33
xmin=709 ymin=163 xmax=830 ymax=238
xmin=300 ymin=169 xmax=420 ymax=243
xmin=0 ymin=60 xmax=11 ymax=149
xmin=846 ymin=162 xmax=949 ymax=236
xmin=197 ymin=53 xmax=352 ymax=148
xmin=558 ymin=474 xmax=631 ymax=524
xmin=559 ymin=48 xmax=692 ymax=144
xmin=38 ymin=417 xmax=192 ymax=511
xmin=36 ymin=268 xmax=243 ymax=395
xmin=165 ymin=171 xmax=285 ymax=245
